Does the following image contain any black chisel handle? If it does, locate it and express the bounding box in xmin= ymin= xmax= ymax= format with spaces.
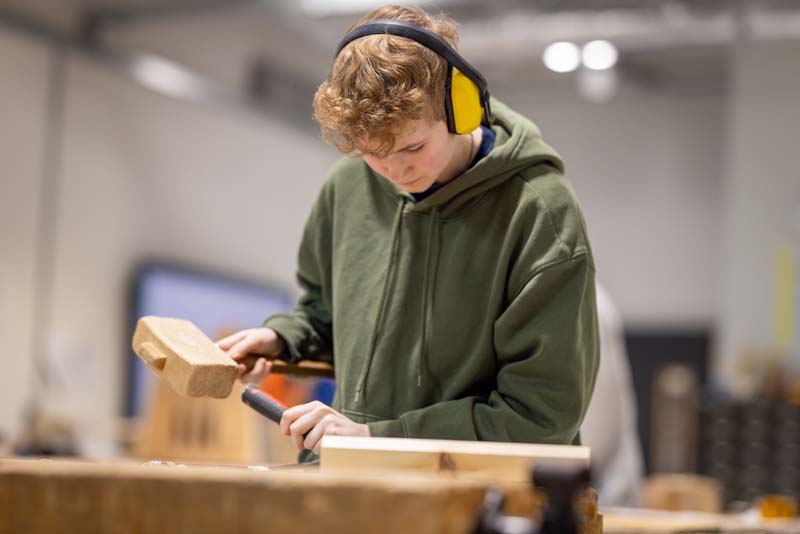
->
xmin=241 ymin=385 xmax=311 ymax=442
xmin=242 ymin=385 xmax=285 ymax=424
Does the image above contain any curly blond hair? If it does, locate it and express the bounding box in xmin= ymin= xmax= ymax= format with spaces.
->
xmin=312 ymin=5 xmax=459 ymax=157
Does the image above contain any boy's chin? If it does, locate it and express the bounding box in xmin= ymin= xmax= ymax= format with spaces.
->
xmin=399 ymin=177 xmax=431 ymax=193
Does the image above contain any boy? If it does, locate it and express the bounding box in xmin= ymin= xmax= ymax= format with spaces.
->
xmin=218 ymin=5 xmax=599 ymax=459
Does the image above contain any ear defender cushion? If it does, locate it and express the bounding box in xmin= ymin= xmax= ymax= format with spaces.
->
xmin=450 ymin=68 xmax=483 ymax=134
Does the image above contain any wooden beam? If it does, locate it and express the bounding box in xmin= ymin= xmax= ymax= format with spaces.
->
xmin=320 ymin=436 xmax=590 ymax=483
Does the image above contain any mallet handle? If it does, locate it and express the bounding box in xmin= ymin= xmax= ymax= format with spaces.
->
xmin=237 ymin=354 xmax=335 ymax=378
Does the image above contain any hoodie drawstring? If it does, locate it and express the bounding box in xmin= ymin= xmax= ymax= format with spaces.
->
xmin=355 ymin=199 xmax=405 ymax=403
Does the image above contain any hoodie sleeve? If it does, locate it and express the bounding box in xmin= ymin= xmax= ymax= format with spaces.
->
xmin=262 ymin=183 xmax=334 ymax=365
xmin=367 ymin=251 xmax=599 ymax=444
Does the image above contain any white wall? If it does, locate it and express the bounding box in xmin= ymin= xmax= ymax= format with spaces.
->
xmin=501 ymin=88 xmax=724 ymax=329
xmin=0 ymin=29 xmax=51 ymax=441
xmin=717 ymin=39 xmax=800 ymax=387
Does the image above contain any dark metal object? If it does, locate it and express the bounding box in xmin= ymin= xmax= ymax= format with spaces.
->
xmin=472 ymin=463 xmax=591 ymax=534
xmin=268 ymin=459 xmax=320 ymax=470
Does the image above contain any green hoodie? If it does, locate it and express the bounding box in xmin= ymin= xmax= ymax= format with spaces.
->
xmin=264 ymin=99 xmax=599 ymax=449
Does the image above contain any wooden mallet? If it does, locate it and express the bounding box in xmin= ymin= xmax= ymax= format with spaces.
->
xmin=131 ymin=315 xmax=334 ymax=399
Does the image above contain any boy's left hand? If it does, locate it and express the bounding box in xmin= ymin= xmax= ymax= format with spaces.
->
xmin=280 ymin=401 xmax=370 ymax=455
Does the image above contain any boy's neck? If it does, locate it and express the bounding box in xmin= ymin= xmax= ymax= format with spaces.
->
xmin=435 ymin=127 xmax=483 ymax=185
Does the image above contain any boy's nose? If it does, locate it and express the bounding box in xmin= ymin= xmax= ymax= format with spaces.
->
xmin=385 ymin=162 xmax=410 ymax=183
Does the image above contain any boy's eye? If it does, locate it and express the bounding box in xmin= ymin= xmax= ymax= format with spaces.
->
xmin=406 ymin=144 xmax=424 ymax=153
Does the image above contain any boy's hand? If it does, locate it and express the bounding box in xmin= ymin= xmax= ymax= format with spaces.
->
xmin=216 ymin=327 xmax=285 ymax=385
xmin=280 ymin=401 xmax=370 ymax=455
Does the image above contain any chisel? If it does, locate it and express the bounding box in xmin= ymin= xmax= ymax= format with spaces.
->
xmin=241 ymin=385 xmax=311 ymax=440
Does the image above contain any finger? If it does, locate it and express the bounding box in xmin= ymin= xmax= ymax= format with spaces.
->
xmin=262 ymin=360 xmax=273 ymax=376
xmin=303 ymin=415 xmax=333 ymax=453
xmin=227 ymin=338 xmax=255 ymax=361
xmin=280 ymin=402 xmax=317 ymax=438
xmin=289 ymin=410 xmax=323 ymax=449
xmin=237 ymin=362 xmax=256 ymax=384
xmin=250 ymin=357 xmax=267 ymax=377
xmin=313 ymin=433 xmax=330 ymax=456
xmin=216 ymin=330 xmax=247 ymax=350
xmin=244 ymin=359 xmax=272 ymax=384
xmin=236 ymin=363 xmax=247 ymax=380
xmin=287 ymin=405 xmax=326 ymax=449
xmin=237 ymin=356 xmax=263 ymax=379
xmin=290 ymin=410 xmax=323 ymax=450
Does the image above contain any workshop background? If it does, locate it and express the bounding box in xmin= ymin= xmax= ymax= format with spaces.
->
xmin=1 ymin=0 xmax=799 ymax=512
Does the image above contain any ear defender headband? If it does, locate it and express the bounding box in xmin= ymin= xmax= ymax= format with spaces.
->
xmin=335 ymin=20 xmax=492 ymax=135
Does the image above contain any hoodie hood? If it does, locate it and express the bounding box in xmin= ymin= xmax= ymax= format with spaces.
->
xmin=374 ymin=98 xmax=565 ymax=217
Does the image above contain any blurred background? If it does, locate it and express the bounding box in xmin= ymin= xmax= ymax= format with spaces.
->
xmin=1 ymin=0 xmax=799 ymax=514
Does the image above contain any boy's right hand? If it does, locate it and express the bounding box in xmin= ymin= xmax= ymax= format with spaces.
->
xmin=216 ymin=327 xmax=286 ymax=385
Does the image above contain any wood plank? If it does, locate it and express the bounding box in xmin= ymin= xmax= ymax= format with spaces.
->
xmin=602 ymin=509 xmax=722 ymax=533
xmin=320 ymin=436 xmax=590 ymax=483
xmin=603 ymin=506 xmax=800 ymax=533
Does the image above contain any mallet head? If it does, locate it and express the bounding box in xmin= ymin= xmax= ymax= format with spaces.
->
xmin=132 ymin=316 xmax=240 ymax=398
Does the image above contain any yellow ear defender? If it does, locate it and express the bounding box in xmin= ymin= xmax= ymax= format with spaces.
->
xmin=335 ymin=20 xmax=492 ymax=135
xmin=449 ymin=67 xmax=484 ymax=134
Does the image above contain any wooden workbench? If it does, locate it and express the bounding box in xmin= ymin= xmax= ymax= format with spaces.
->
xmin=0 ymin=457 xmax=602 ymax=534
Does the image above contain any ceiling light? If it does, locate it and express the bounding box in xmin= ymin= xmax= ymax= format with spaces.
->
xmin=581 ymin=40 xmax=619 ymax=71
xmin=542 ymin=42 xmax=580 ymax=73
